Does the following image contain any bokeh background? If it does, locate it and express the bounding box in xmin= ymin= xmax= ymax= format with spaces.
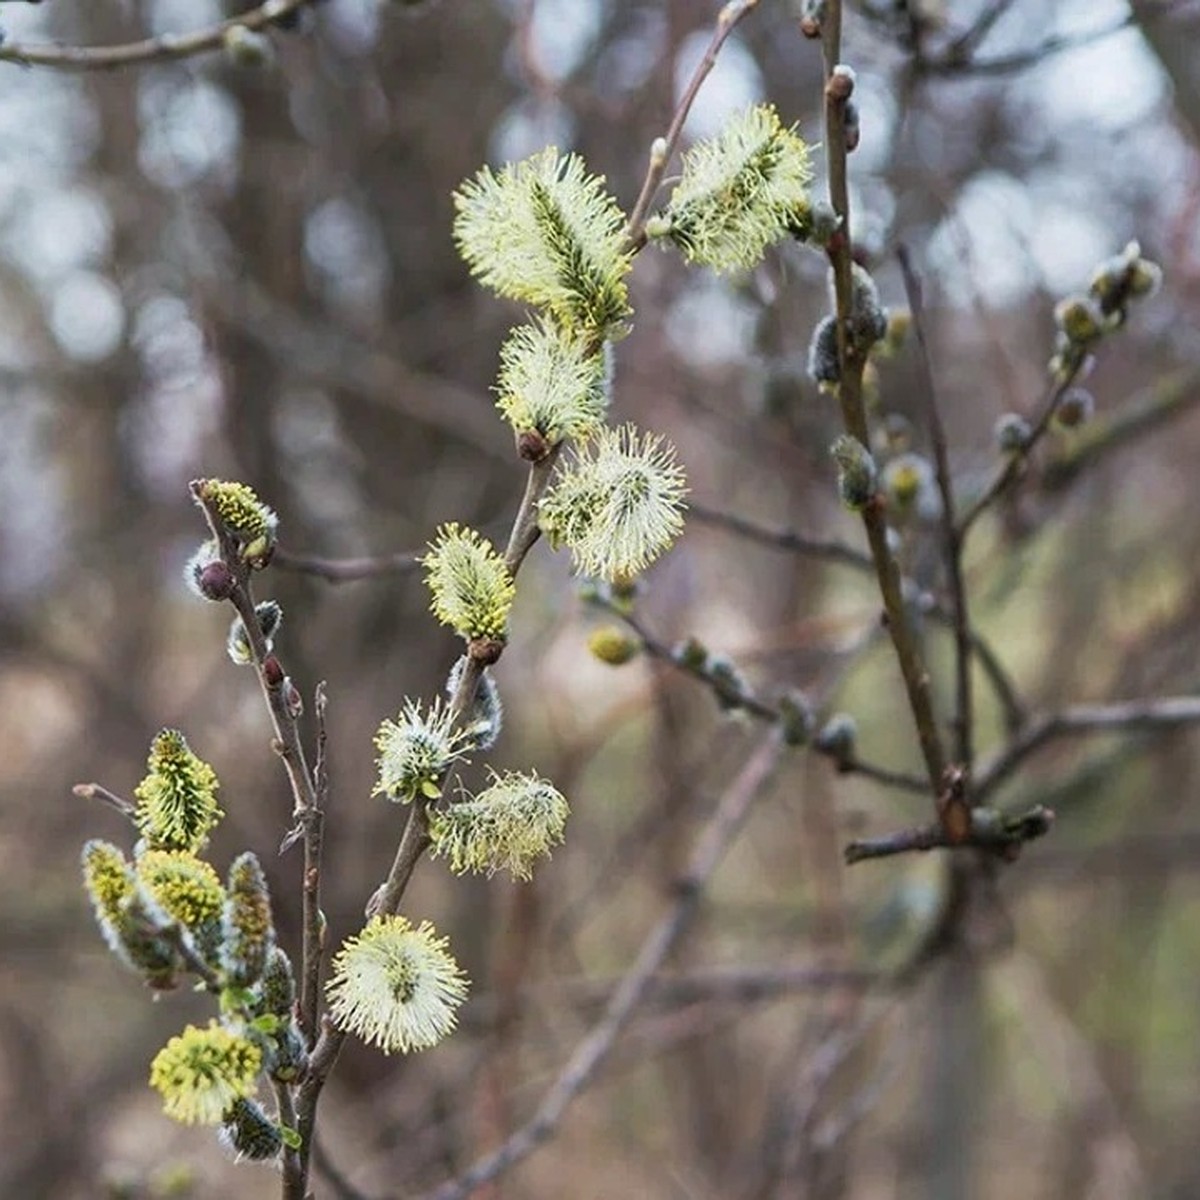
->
xmin=2 ymin=0 xmax=1200 ymax=1197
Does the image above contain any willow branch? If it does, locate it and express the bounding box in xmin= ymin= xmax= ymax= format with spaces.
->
xmin=607 ymin=603 xmax=928 ymax=795
xmin=625 ymin=0 xmax=761 ymax=250
xmin=687 ymin=501 xmax=872 ymax=570
xmin=957 ymin=367 xmax=1082 ymax=537
xmin=973 ymin=695 xmax=1200 ymax=803
xmin=845 ymin=803 xmax=1054 ymax=864
xmin=822 ymin=1 xmax=947 ymax=797
xmin=1042 ymin=366 xmax=1200 ymax=492
xmin=0 ymin=0 xmax=312 ymax=70
xmin=272 ymin=547 xmax=421 ymax=584
xmin=898 ymin=244 xmax=974 ymax=771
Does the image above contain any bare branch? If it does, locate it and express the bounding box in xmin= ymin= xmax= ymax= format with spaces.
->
xmin=272 ymin=547 xmax=421 ymax=584
xmin=974 ymin=695 xmax=1200 ymax=802
xmin=0 ymin=0 xmax=312 ymax=70
xmin=625 ymin=0 xmax=762 ymax=250
xmin=420 ymin=732 xmax=784 ymax=1200
xmin=845 ymin=803 xmax=1054 ymax=865
xmin=898 ymin=243 xmax=974 ymax=771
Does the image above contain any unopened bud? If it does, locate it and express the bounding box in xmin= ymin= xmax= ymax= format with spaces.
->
xmin=198 ymin=560 xmax=235 ymax=602
xmin=1055 ymin=387 xmax=1094 ymax=428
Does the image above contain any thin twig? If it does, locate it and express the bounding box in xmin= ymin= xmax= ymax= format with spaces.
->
xmin=973 ymin=695 xmax=1200 ymax=803
xmin=624 ymin=0 xmax=761 ymax=250
xmin=914 ymin=10 xmax=1179 ymax=79
xmin=420 ymin=732 xmax=784 ymax=1200
xmin=822 ymin=0 xmax=947 ymax=797
xmin=72 ymin=782 xmax=136 ymax=819
xmin=273 ymin=1080 xmax=304 ymax=1198
xmin=957 ymin=368 xmax=1080 ymax=537
xmin=941 ymin=0 xmax=1018 ymax=63
xmin=898 ymin=244 xmax=974 ymax=771
xmin=1042 ymin=366 xmax=1200 ymax=492
xmin=687 ymin=501 xmax=872 ymax=571
xmin=686 ymin=499 xmax=1027 ymax=728
xmin=191 ymin=482 xmax=321 ymax=1200
xmin=0 ymin=0 xmax=312 ymax=69
xmin=844 ymin=803 xmax=1054 ymax=864
xmin=607 ymin=602 xmax=929 ymax=795
xmin=299 ymin=684 xmax=328 ymax=1047
xmin=273 ymin=547 xmax=421 ymax=584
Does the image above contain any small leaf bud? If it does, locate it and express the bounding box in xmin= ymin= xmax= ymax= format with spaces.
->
xmin=816 ymin=712 xmax=857 ymax=767
xmin=882 ymin=452 xmax=939 ymax=520
xmin=1055 ymin=387 xmax=1094 ymax=429
xmin=1127 ymin=255 xmax=1162 ymax=298
xmin=673 ymin=636 xmax=709 ymax=672
xmin=809 ymin=200 xmax=841 ymax=247
xmin=517 ymin=429 xmax=551 ymax=462
xmin=468 ymin=637 xmax=505 ymax=665
xmin=262 ymin=654 xmax=284 ymax=688
xmin=222 ymin=24 xmax=274 ymax=67
xmin=847 ymin=263 xmax=888 ymax=344
xmin=830 ymin=434 xmax=877 ymax=510
xmin=1053 ymin=295 xmax=1104 ymax=345
xmin=807 ymin=314 xmax=841 ymax=387
xmin=827 ymin=64 xmax=856 ymax=101
xmin=587 ymin=625 xmax=640 ymax=666
xmin=707 ymin=655 xmax=748 ymax=711
xmin=798 ymin=0 xmax=825 ymax=37
xmin=777 ymin=690 xmax=814 ymax=747
xmin=994 ymin=413 xmax=1032 ymax=454
xmin=198 ymin=560 xmax=235 ymax=602
xmin=283 ymin=679 xmax=303 ymax=719
xmin=842 ymin=100 xmax=861 ymax=152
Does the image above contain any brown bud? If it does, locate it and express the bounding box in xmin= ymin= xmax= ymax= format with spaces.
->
xmin=467 ymin=637 xmax=505 ymax=666
xmin=516 ymin=429 xmax=551 ymax=463
xmin=262 ymin=654 xmax=285 ymax=688
xmin=283 ymin=679 xmax=303 ymax=719
xmin=799 ymin=16 xmax=820 ymax=37
xmin=198 ymin=560 xmax=235 ymax=601
xmin=826 ymin=65 xmax=856 ymax=102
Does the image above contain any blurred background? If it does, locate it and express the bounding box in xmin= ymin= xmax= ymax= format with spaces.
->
xmin=2 ymin=0 xmax=1200 ymax=1196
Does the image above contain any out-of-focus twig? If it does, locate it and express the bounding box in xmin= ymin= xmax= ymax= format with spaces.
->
xmin=1042 ymin=367 xmax=1200 ymax=491
xmin=419 ymin=732 xmax=784 ymax=1200
xmin=974 ymin=695 xmax=1200 ymax=802
xmin=602 ymin=601 xmax=930 ymax=795
xmin=0 ymin=0 xmax=313 ymax=69
xmin=899 ymin=243 xmax=974 ymax=771
xmin=273 ymin=547 xmax=421 ymax=584
xmin=844 ymin=803 xmax=1054 ymax=865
